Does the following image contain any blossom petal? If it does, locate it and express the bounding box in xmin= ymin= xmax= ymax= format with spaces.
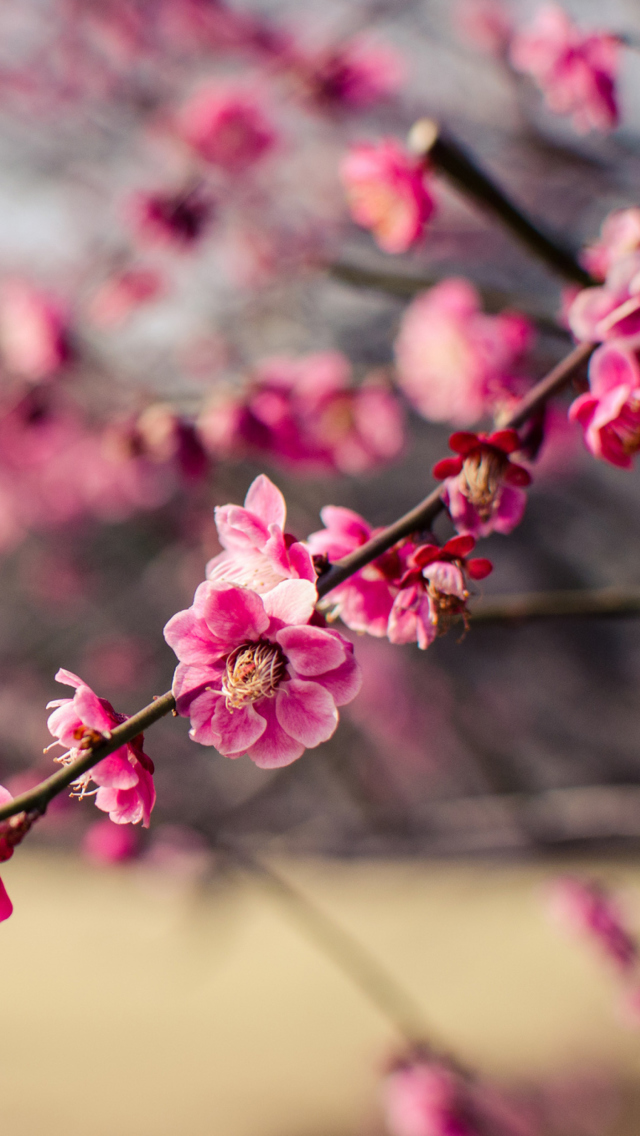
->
xmin=164 ymin=607 xmax=227 ymax=666
xmin=262 ymin=579 xmax=317 ymax=626
xmin=245 ymin=699 xmax=305 ymax=768
xmin=201 ymin=583 xmax=269 ymax=644
xmin=0 ymin=876 xmax=13 ymax=921
xmin=73 ymin=687 xmax=118 ymax=735
xmin=275 ymin=678 xmax=338 ymax=747
xmin=276 ymin=625 xmax=347 ymax=676
xmin=54 ymin=668 xmax=85 ymax=690
xmin=312 ymin=652 xmax=362 ymax=705
xmin=91 ymin=752 xmax=139 ymax=789
xmin=244 ymin=474 xmax=286 ymax=528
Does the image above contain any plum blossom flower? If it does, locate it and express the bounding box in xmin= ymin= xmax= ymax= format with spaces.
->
xmin=0 ymin=786 xmax=15 ymax=922
xmin=164 ymin=579 xmax=361 ymax=768
xmin=206 ymin=473 xmax=316 ymax=593
xmin=88 ymin=268 xmax=165 ymax=327
xmin=548 ymin=876 xmax=638 ymax=974
xmin=582 ymin=208 xmax=640 ymax=282
xmin=395 ymin=279 xmax=534 ymax=426
xmin=433 ymin=429 xmax=531 ymax=538
xmin=46 ymin=669 xmax=155 ymax=826
xmin=569 ymin=343 xmax=640 ymax=468
xmin=340 ymin=139 xmax=435 ymax=254
xmin=509 ymin=4 xmax=619 ymax=134
xmin=129 ymin=187 xmax=214 ymax=249
xmin=82 ymin=818 xmax=139 ymax=864
xmin=0 ymin=280 xmax=70 ymax=381
xmin=568 ymin=253 xmax=640 ymax=344
xmin=177 ymin=84 xmax=276 ymax=173
xmin=388 ymin=535 xmax=492 ymax=650
xmin=295 ymin=37 xmax=404 ymax=109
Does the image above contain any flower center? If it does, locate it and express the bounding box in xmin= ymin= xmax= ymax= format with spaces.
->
xmin=610 ymin=397 xmax=640 ymax=455
xmin=426 ymin=579 xmax=470 ymax=636
xmin=222 ymin=640 xmax=288 ymax=710
xmin=461 ymin=450 xmax=506 ymax=519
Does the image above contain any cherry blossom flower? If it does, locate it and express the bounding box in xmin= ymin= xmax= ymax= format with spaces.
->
xmin=0 ymin=280 xmax=70 ymax=381
xmin=568 ymin=253 xmax=640 ymax=344
xmin=388 ymin=535 xmax=492 ymax=650
xmin=46 ymin=669 xmax=156 ymax=826
xmin=433 ymin=429 xmax=531 ymax=538
xmin=582 ymin=208 xmax=640 ymax=282
xmin=164 ymin=579 xmax=361 ymax=767
xmin=569 ymin=342 xmax=640 ymax=468
xmin=340 ymin=139 xmax=435 ymax=254
xmin=0 ymin=785 xmax=14 ymax=922
xmin=129 ymin=187 xmax=214 ymax=249
xmin=549 ymin=876 xmax=638 ymax=974
xmin=395 ymin=279 xmax=533 ymax=426
xmin=295 ymin=37 xmax=404 ymax=109
xmin=509 ymin=4 xmax=619 ymax=134
xmin=82 ymin=817 xmax=139 ymax=864
xmin=206 ymin=473 xmax=316 ymax=593
xmin=177 ymin=84 xmax=276 ymax=173
xmin=453 ymin=0 xmax=514 ymax=59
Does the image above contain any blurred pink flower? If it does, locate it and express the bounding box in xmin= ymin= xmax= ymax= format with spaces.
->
xmin=206 ymin=473 xmax=315 ymax=593
xmin=165 ymin=579 xmax=361 ymax=767
xmin=177 ymin=84 xmax=276 ymax=172
xmin=569 ymin=342 xmax=640 ymax=468
xmin=548 ymin=876 xmax=638 ymax=973
xmin=296 ymin=36 xmax=404 ymax=108
xmin=0 ymin=280 xmax=69 ymax=381
xmin=453 ymin=0 xmax=513 ymax=58
xmin=569 ymin=253 xmax=640 ymax=343
xmin=582 ymin=208 xmax=640 ymax=282
xmin=128 ymin=187 xmax=214 ymax=249
xmin=82 ymin=817 xmax=139 ymax=864
xmin=509 ymin=4 xmax=619 ymax=134
xmin=434 ymin=429 xmax=531 ymax=538
xmin=88 ymin=267 xmax=165 ymax=327
xmin=383 ymin=1059 xmax=537 ymax=1136
xmin=46 ymin=669 xmax=156 ymax=826
xmin=340 ymin=139 xmax=435 ymax=254
xmin=395 ymin=279 xmax=533 ymax=426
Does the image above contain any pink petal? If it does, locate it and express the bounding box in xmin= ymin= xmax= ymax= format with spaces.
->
xmin=201 ymin=583 xmax=270 ymax=644
xmin=164 ymin=608 xmax=227 ymax=666
xmin=589 ymin=342 xmax=640 ymax=397
xmin=275 ymin=678 xmax=338 ymax=747
xmin=262 ymin=578 xmax=317 ymax=626
xmin=73 ymin=687 xmax=118 ymax=735
xmin=215 ymin=504 xmax=269 ymax=552
xmin=0 ymin=876 xmax=13 ymax=921
xmin=0 ymin=785 xmax=13 ymax=807
xmin=91 ymin=751 xmax=139 ymax=789
xmin=312 ymin=652 xmax=362 ymax=705
xmin=493 ymin=486 xmax=527 ymax=534
xmin=54 ymin=668 xmax=85 ymax=690
xmin=245 ymin=699 xmax=305 ymax=768
xmin=213 ymin=697 xmax=267 ymax=756
xmin=244 ymin=473 xmax=286 ymax=528
xmin=286 ymin=541 xmax=316 ymax=582
xmin=276 ymin=624 xmax=346 ymax=676
xmin=172 ymin=661 xmax=224 ymax=710
xmin=95 ymin=786 xmax=143 ymax=825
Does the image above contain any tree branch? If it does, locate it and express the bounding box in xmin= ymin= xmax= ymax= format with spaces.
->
xmin=470 ymin=586 xmax=640 ymax=624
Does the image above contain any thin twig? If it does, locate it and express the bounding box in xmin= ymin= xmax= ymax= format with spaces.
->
xmin=408 ymin=119 xmax=595 ymax=288
xmin=0 ymin=691 xmax=176 ymax=823
xmin=470 ymin=586 xmax=640 ymax=624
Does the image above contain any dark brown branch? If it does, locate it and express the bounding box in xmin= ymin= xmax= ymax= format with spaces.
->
xmin=470 ymin=586 xmax=640 ymax=624
xmin=408 ymin=119 xmax=595 ymax=288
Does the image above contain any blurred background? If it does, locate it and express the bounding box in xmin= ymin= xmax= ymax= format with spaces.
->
xmin=3 ymin=0 xmax=640 ymax=1132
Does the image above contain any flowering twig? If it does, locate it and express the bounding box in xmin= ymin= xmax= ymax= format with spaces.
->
xmin=470 ymin=585 xmax=640 ymax=623
xmin=0 ymin=691 xmax=176 ymax=823
xmin=317 ymin=339 xmax=595 ymax=597
xmin=408 ymin=119 xmax=595 ymax=287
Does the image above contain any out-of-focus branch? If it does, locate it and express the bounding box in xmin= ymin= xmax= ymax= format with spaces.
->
xmin=0 ymin=691 xmax=176 ymax=823
xmin=408 ymin=118 xmax=595 ymax=288
xmin=470 ymin=586 xmax=640 ymax=624
xmin=316 ymin=339 xmax=595 ymax=598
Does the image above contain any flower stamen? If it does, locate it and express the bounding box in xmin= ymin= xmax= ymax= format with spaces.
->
xmin=222 ymin=641 xmax=288 ymax=710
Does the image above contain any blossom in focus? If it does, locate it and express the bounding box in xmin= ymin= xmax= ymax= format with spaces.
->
xmin=0 ymin=280 xmax=69 ymax=381
xmin=206 ymin=473 xmax=315 ymax=593
xmin=82 ymin=817 xmax=140 ymax=864
xmin=509 ymin=4 xmax=619 ymax=134
xmin=453 ymin=0 xmax=513 ymax=58
xmin=296 ymin=36 xmax=404 ymax=109
xmin=395 ymin=279 xmax=533 ymax=426
xmin=434 ymin=429 xmax=531 ymax=538
xmin=0 ymin=785 xmax=14 ymax=922
xmin=388 ymin=535 xmax=492 ymax=650
xmin=582 ymin=208 xmax=640 ymax=282
xmin=548 ymin=876 xmax=638 ymax=973
xmin=88 ymin=268 xmax=165 ymax=327
xmin=340 ymin=139 xmax=435 ymax=254
xmin=177 ymin=84 xmax=276 ymax=172
xmin=129 ymin=187 xmax=214 ymax=249
xmin=568 ymin=253 xmax=640 ymax=344
xmin=46 ymin=669 xmax=156 ymax=826
xmin=569 ymin=343 xmax=640 ymax=468
xmin=164 ymin=579 xmax=361 ymax=767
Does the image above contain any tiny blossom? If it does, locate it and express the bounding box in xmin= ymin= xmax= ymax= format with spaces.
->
xmin=548 ymin=876 xmax=638 ymax=973
xmin=388 ymin=535 xmax=492 ymax=651
xmin=0 ymin=280 xmax=69 ymax=381
xmin=295 ymin=37 xmax=404 ymax=109
xmin=88 ymin=268 xmax=165 ymax=327
xmin=340 ymin=139 xmax=435 ymax=254
xmin=509 ymin=4 xmax=619 ymax=134
xmin=206 ymin=473 xmax=315 ymax=593
xmin=569 ymin=342 xmax=640 ymax=469
xmin=433 ymin=429 xmax=531 ymax=538
xmin=46 ymin=669 xmax=156 ymax=826
xmin=395 ymin=279 xmax=533 ymax=427
xmin=177 ymin=84 xmax=276 ymax=173
xmin=164 ymin=579 xmax=361 ymax=768
xmin=129 ymin=187 xmax=214 ymax=249
xmin=568 ymin=253 xmax=640 ymax=344
xmin=582 ymin=208 xmax=640 ymax=282
xmin=134 ymin=404 xmax=209 ymax=481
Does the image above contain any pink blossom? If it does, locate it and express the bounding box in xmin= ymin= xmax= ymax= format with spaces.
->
xmin=549 ymin=876 xmax=638 ymax=973
xmin=568 ymin=253 xmax=640 ymax=344
xmin=453 ymin=0 xmax=513 ymax=58
xmin=434 ymin=429 xmax=530 ymax=538
xmin=383 ymin=1059 xmax=537 ymax=1136
xmin=0 ymin=785 xmax=14 ymax=922
xmin=46 ymin=669 xmax=156 ymax=826
xmin=206 ymin=473 xmax=316 ymax=593
xmin=0 ymin=280 xmax=69 ymax=381
xmin=388 ymin=535 xmax=492 ymax=651
xmin=128 ymin=187 xmax=214 ymax=249
xmin=395 ymin=279 xmax=534 ymax=426
xmin=295 ymin=37 xmax=404 ymax=109
xmin=509 ymin=4 xmax=619 ymax=134
xmin=569 ymin=342 xmax=640 ymax=468
xmin=88 ymin=268 xmax=165 ymax=327
xmin=82 ymin=818 xmax=139 ymax=864
xmin=133 ymin=404 xmax=209 ymax=481
xmin=177 ymin=84 xmax=276 ymax=173
xmin=582 ymin=208 xmax=640 ymax=282
xmin=164 ymin=579 xmax=361 ymax=768
xmin=340 ymin=139 xmax=435 ymax=254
